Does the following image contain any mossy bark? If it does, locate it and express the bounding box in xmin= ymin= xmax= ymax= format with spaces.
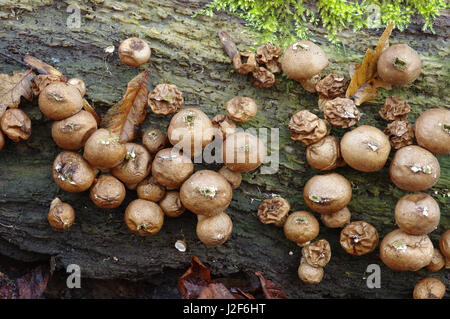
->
xmin=0 ymin=0 xmax=448 ymax=298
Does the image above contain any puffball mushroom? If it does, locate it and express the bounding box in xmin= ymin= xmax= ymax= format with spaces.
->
xmin=124 ymin=199 xmax=164 ymax=236
xmin=281 ymin=40 xmax=328 ymax=92
xmin=111 ymin=143 xmax=152 ymax=185
xmin=426 ymin=248 xmax=445 ymax=272
xmin=389 ymin=145 xmax=440 ymax=191
xmin=38 ymin=82 xmax=83 ymax=120
xmin=52 ymin=151 xmax=95 ymax=193
xmin=222 ymin=131 xmax=266 ymax=172
xmin=340 ymin=221 xmax=379 ymax=256
xmin=320 ymin=207 xmax=351 ymax=228
xmin=439 ymin=230 xmax=450 ymax=259
xmin=83 ymin=128 xmax=127 ymax=169
xmin=0 ymin=108 xmax=31 ymax=142
xmin=167 ymin=108 xmax=214 ymax=157
xmin=136 ymin=176 xmax=166 ymax=202
xmin=302 ymin=239 xmax=331 ymax=268
xmin=48 ymin=198 xmax=75 ymax=230
xmin=283 ymin=211 xmax=319 ymax=246
xmin=151 ymin=148 xmax=194 ymax=189
xmin=257 ymin=196 xmax=290 ymax=227
xmin=379 ymin=229 xmax=434 ymax=271
xmin=180 ymin=170 xmax=232 ymax=217
xmin=67 ymin=78 xmax=86 ymax=97
xmin=303 ymin=173 xmax=352 ymax=215
xmin=196 ymin=212 xmax=233 ymax=246
xmin=142 ymin=128 xmax=168 ymax=154
xmin=225 ymin=97 xmax=258 ymax=123
xmin=218 ymin=166 xmax=242 ymax=190
xmin=298 ymin=257 xmax=324 ymax=285
xmin=394 ymin=193 xmax=440 ymax=235
xmin=340 ymin=125 xmax=391 ymax=172
xmin=118 ymin=37 xmax=151 ymax=66
xmin=377 ymin=44 xmax=422 ymax=86
xmin=159 ymin=191 xmax=185 ymax=218
xmin=306 ymin=135 xmax=345 ymax=171
xmin=52 ymin=110 xmax=97 ymax=150
xmin=89 ymin=175 xmax=126 ymax=209
xmin=211 ymin=114 xmax=237 ymax=140
xmin=413 ymin=278 xmax=446 ymax=299
xmin=414 ymin=108 xmax=450 ymax=155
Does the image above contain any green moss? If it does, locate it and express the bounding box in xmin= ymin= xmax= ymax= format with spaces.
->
xmin=195 ymin=0 xmax=449 ymax=46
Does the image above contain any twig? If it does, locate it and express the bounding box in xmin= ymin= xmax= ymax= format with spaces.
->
xmin=0 ymin=50 xmax=35 ymax=71
xmin=219 ymin=31 xmax=238 ymax=59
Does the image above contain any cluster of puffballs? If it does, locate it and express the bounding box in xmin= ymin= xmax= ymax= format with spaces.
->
xmin=39 ymin=37 xmax=266 ymax=249
xmin=248 ymin=39 xmax=449 ymax=297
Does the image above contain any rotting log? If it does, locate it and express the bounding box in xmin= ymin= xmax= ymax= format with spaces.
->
xmin=0 ymin=0 xmax=448 ymax=298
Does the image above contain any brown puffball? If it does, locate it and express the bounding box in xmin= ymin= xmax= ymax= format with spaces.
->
xmin=137 ymin=176 xmax=166 ymax=202
xmin=389 ymin=145 xmax=440 ymax=191
xmin=298 ymin=257 xmax=324 ymax=285
xmin=89 ymin=175 xmax=126 ymax=209
xmin=83 ymin=128 xmax=127 ymax=169
xmin=167 ymin=108 xmax=214 ymax=157
xmin=225 ymin=97 xmax=258 ymax=123
xmin=52 ymin=110 xmax=97 ymax=150
xmin=377 ymin=44 xmax=422 ymax=86
xmin=426 ymin=248 xmax=445 ymax=272
xmin=321 ymin=207 xmax=351 ymax=228
xmin=306 ymin=135 xmax=345 ymax=171
xmin=222 ymin=131 xmax=266 ymax=172
xmin=38 ymin=82 xmax=83 ymax=120
xmin=180 ymin=170 xmax=232 ymax=217
xmin=394 ymin=193 xmax=440 ymax=235
xmin=440 ymin=230 xmax=450 ymax=258
xmin=303 ymin=173 xmax=352 ymax=215
xmin=283 ymin=211 xmax=319 ymax=246
xmin=257 ymin=196 xmax=290 ymax=227
xmin=340 ymin=221 xmax=379 ymax=256
xmin=302 ymin=239 xmax=331 ymax=268
xmin=196 ymin=212 xmax=233 ymax=246
xmin=340 ymin=125 xmax=391 ymax=172
xmin=211 ymin=114 xmax=237 ymax=140
xmin=67 ymin=78 xmax=86 ymax=97
xmin=53 ymin=151 xmax=95 ymax=192
xmin=151 ymin=148 xmax=194 ymax=189
xmin=0 ymin=108 xmax=31 ymax=142
xmin=159 ymin=191 xmax=185 ymax=218
xmin=111 ymin=143 xmax=152 ymax=185
xmin=0 ymin=130 xmax=4 ymax=150
xmin=218 ymin=166 xmax=242 ymax=189
xmin=118 ymin=37 xmax=151 ymax=66
xmin=414 ymin=108 xmax=450 ymax=155
xmin=142 ymin=128 xmax=168 ymax=154
xmin=379 ymin=229 xmax=434 ymax=271
xmin=124 ymin=199 xmax=164 ymax=236
xmin=48 ymin=198 xmax=75 ymax=230
xmin=413 ymin=278 xmax=446 ymax=299
xmin=281 ymin=40 xmax=328 ymax=91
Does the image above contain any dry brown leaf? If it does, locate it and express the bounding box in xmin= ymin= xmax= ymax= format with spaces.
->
xmin=83 ymin=99 xmax=101 ymax=126
xmin=0 ymin=69 xmax=34 ymax=118
xmin=178 ymin=256 xmax=212 ymax=299
xmin=346 ymin=23 xmax=394 ymax=105
xmin=24 ymin=55 xmax=65 ymax=79
xmin=254 ymin=271 xmax=287 ymax=299
xmin=197 ymin=283 xmax=236 ymax=299
xmin=102 ymin=70 xmax=149 ymax=143
xmin=31 ymin=74 xmax=65 ymax=96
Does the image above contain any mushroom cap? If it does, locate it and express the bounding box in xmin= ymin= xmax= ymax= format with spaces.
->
xmin=377 ymin=44 xmax=422 ymax=86
xmin=380 ymin=229 xmax=434 ymax=271
xmin=52 ymin=151 xmax=95 ymax=193
xmin=283 ymin=211 xmax=319 ymax=245
xmin=48 ymin=198 xmax=75 ymax=230
xmin=67 ymin=78 xmax=86 ymax=97
xmin=297 ymin=257 xmax=324 ymax=285
xmin=302 ymin=239 xmax=332 ymax=268
xmin=320 ymin=207 xmax=351 ymax=228
xmin=124 ymin=199 xmax=164 ymax=236
xmin=257 ymin=196 xmax=290 ymax=227
xmin=394 ymin=193 xmax=440 ymax=235
xmin=38 ymin=81 xmax=83 ymax=120
xmin=281 ymin=40 xmax=328 ymax=82
xmin=0 ymin=108 xmax=32 ymax=142
xmin=340 ymin=125 xmax=391 ymax=172
xmin=52 ymin=110 xmax=97 ymax=150
xmin=159 ymin=191 xmax=185 ymax=218
xmin=414 ymin=108 xmax=450 ymax=155
xmin=180 ymin=169 xmax=232 ymax=216
xmin=118 ymin=37 xmax=151 ymax=67
xmin=340 ymin=221 xmax=379 ymax=256
xmin=83 ymin=128 xmax=127 ymax=169
xmin=89 ymin=175 xmax=126 ymax=209
xmin=303 ymin=173 xmax=352 ymax=214
xmin=142 ymin=128 xmax=168 ymax=154
xmin=413 ymin=278 xmax=446 ymax=299
xmin=196 ymin=212 xmax=233 ymax=246
xmin=389 ymin=145 xmax=440 ymax=191
xmin=225 ymin=97 xmax=258 ymax=123
xmin=136 ymin=176 xmax=166 ymax=202
xmin=151 ymin=147 xmax=194 ymax=189
xmin=222 ymin=131 xmax=266 ymax=172
xmin=440 ymin=230 xmax=450 ymax=258
xmin=426 ymin=248 xmax=445 ymax=272
xmin=218 ymin=166 xmax=242 ymax=190
xmin=111 ymin=143 xmax=152 ymax=185
xmin=306 ymin=135 xmax=345 ymax=171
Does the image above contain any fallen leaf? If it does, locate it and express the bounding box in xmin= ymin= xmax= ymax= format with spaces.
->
xmin=346 ymin=22 xmax=394 ymax=105
xmin=233 ymin=287 xmax=255 ymax=299
xmin=83 ymin=99 xmax=102 ymax=126
xmin=197 ymin=283 xmax=236 ymax=299
xmin=24 ymin=55 xmax=64 ymax=79
xmin=102 ymin=70 xmax=149 ymax=143
xmin=178 ymin=256 xmax=212 ymax=299
xmin=0 ymin=265 xmax=50 ymax=299
xmin=0 ymin=69 xmax=35 ymax=118
xmin=31 ymin=74 xmax=65 ymax=96
xmin=254 ymin=271 xmax=287 ymax=299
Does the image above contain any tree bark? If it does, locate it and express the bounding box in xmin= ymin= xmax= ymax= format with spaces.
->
xmin=0 ymin=0 xmax=448 ymax=298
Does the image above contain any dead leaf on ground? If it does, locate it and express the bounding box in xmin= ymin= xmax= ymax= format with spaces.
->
xmin=346 ymin=22 xmax=394 ymax=105
xmin=0 ymin=69 xmax=35 ymax=118
xmin=102 ymin=70 xmax=149 ymax=143
xmin=178 ymin=256 xmax=212 ymax=299
xmin=0 ymin=265 xmax=50 ymax=299
xmin=31 ymin=74 xmax=65 ymax=96
xmin=254 ymin=271 xmax=287 ymax=299
xmin=24 ymin=55 xmax=65 ymax=79
xmin=197 ymin=283 xmax=236 ymax=299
